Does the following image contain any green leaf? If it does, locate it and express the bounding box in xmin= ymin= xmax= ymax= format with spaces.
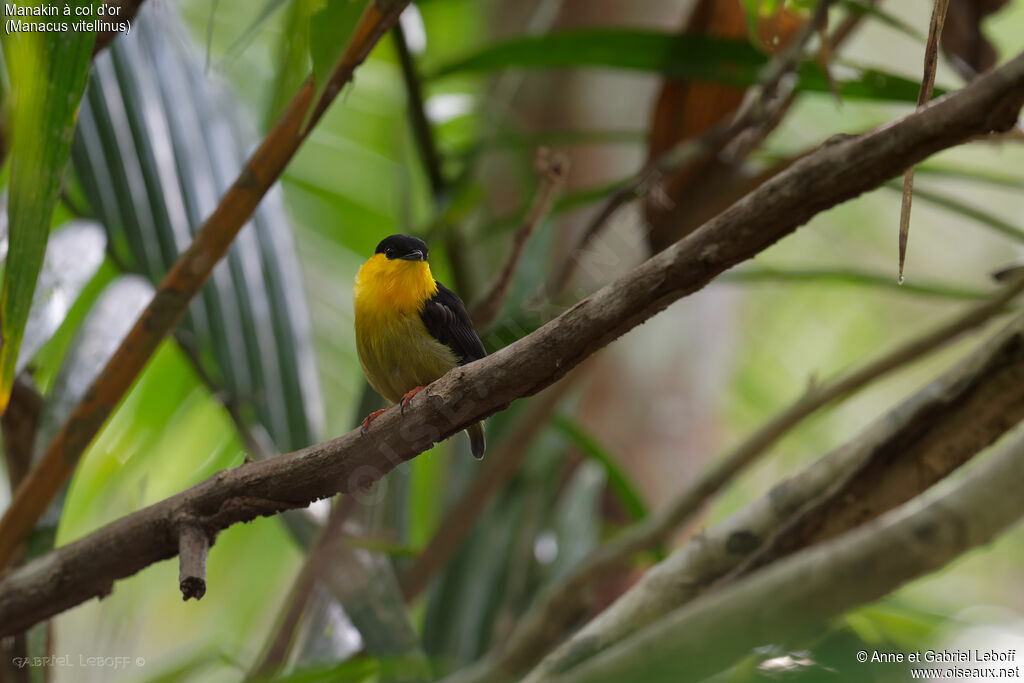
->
xmin=135 ymin=648 xmax=228 ymax=683
xmin=915 ymin=163 xmax=1024 ymax=190
xmin=429 ymin=29 xmax=936 ymax=103
xmin=845 ymin=602 xmax=948 ymax=650
xmin=266 ymin=656 xmax=380 ymax=683
xmin=12 ymin=220 xmax=106 ymax=377
xmin=25 ymin=276 xmax=153 ymax=551
xmin=223 ymin=0 xmax=292 ymax=65
xmin=550 ymin=460 xmax=606 ymax=580
xmin=739 ymin=0 xmax=762 ymax=46
xmin=292 ymin=552 xmax=431 ymax=683
xmin=0 ymin=1 xmax=99 ymax=413
xmin=27 ymin=257 xmax=118 ymax=395
xmin=423 ymin=485 xmax=530 ymax=665
xmin=552 ymin=415 xmax=649 ymax=522
xmin=72 ymin=9 xmax=325 ymax=451
xmin=883 ymin=182 xmax=1024 ymax=244
xmin=430 ymin=30 xmax=767 ymax=84
xmin=308 ymin=0 xmax=366 ymax=107
xmin=721 ymin=267 xmax=992 ymax=301
xmin=840 ymin=0 xmax=925 ymax=41
xmin=36 ymin=277 xmax=153 ymax=468
xmin=265 ymin=0 xmax=315 ymax=127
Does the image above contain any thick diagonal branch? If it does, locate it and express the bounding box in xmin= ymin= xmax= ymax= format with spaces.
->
xmin=1 ymin=48 xmax=1024 ymax=636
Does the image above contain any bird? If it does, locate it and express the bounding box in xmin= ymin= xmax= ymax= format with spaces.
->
xmin=353 ymin=234 xmax=487 ymax=458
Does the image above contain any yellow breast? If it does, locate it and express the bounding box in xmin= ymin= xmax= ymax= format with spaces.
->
xmin=354 ymin=254 xmax=459 ymax=403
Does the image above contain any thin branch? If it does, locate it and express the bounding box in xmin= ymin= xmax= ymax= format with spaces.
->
xmin=521 ymin=298 xmax=1024 ymax=682
xmin=177 ymin=523 xmax=210 ymax=601
xmin=394 ymin=20 xmax=446 ymax=200
xmin=898 ymin=0 xmax=951 ymax=282
xmin=2 ymin=48 xmax=1024 ymax=634
xmin=250 ymin=496 xmax=357 ymax=679
xmin=393 ymin=17 xmax=476 ymax=300
xmin=0 ymin=377 xmax=43 ymax=683
xmin=0 ymin=0 xmax=412 ymax=571
xmin=729 ymin=296 xmax=1024 ymax=580
xmin=0 ymin=632 xmax=29 ymax=683
xmin=548 ymin=427 xmax=1024 ymax=683
xmin=399 ymin=370 xmax=581 ymax=602
xmin=537 ymin=111 xmax=751 ymax=303
xmin=732 ymin=0 xmax=836 ymax=126
xmin=0 ymin=377 xmax=42 ymax=492
xmin=715 ymin=0 xmax=876 ymax=169
xmin=542 ymin=0 xmax=837 ymax=299
xmin=470 ymin=273 xmax=1024 ymax=682
xmin=469 ymin=149 xmax=568 ymax=329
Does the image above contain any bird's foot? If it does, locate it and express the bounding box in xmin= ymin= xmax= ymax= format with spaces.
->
xmin=361 ymin=407 xmax=391 ymax=435
xmin=400 ymin=386 xmax=426 ymax=415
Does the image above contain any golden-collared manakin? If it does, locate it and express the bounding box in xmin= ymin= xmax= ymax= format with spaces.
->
xmin=353 ymin=234 xmax=487 ymax=458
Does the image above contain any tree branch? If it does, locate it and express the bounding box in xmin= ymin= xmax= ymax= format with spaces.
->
xmin=898 ymin=0 xmax=951 ymax=281
xmin=470 ymin=149 xmax=568 ymax=329
xmin=0 ymin=0 xmax=412 ymax=571
xmin=520 ymin=299 xmax=1024 ymax=681
xmin=550 ymin=427 xmax=1024 ymax=683
xmin=250 ymin=495 xmax=357 ymax=678
xmin=1 ymin=377 xmax=42 ymax=492
xmin=729 ymin=301 xmax=1024 ymax=578
xmin=394 ymin=19 xmax=446 ymax=201
xmin=393 ymin=16 xmax=473 ymax=300
xmin=177 ymin=523 xmax=210 ymax=601
xmin=466 ymin=273 xmax=1024 ymax=683
xmin=2 ymin=46 xmax=1024 ymax=635
xmin=543 ymin=0 xmax=839 ymax=297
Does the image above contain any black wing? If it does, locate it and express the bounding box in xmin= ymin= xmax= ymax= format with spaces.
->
xmin=420 ymin=282 xmax=486 ymax=364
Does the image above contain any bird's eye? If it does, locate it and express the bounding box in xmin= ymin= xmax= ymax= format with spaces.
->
xmin=385 ymin=248 xmax=394 ymax=257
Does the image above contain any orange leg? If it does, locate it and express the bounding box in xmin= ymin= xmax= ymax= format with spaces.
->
xmin=400 ymin=385 xmax=426 ymax=414
xmin=360 ymin=407 xmax=391 ymax=435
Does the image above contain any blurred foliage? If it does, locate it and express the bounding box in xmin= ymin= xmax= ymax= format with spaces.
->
xmin=72 ymin=9 xmax=324 ymax=453
xmin=430 ymin=28 xmax=936 ymax=101
xmin=0 ymin=1 xmax=1022 ymax=682
xmin=0 ymin=0 xmax=98 ymax=413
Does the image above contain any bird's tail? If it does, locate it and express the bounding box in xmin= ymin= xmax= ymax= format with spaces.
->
xmin=466 ymin=422 xmax=486 ymax=459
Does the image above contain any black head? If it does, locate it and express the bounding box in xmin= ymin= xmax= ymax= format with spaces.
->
xmin=375 ymin=234 xmax=429 ymax=261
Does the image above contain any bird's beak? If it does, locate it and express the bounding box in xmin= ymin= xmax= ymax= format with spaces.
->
xmin=400 ymin=250 xmax=425 ymax=261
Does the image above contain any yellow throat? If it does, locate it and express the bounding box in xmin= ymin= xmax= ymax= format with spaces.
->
xmin=354 ymin=253 xmax=438 ymax=319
